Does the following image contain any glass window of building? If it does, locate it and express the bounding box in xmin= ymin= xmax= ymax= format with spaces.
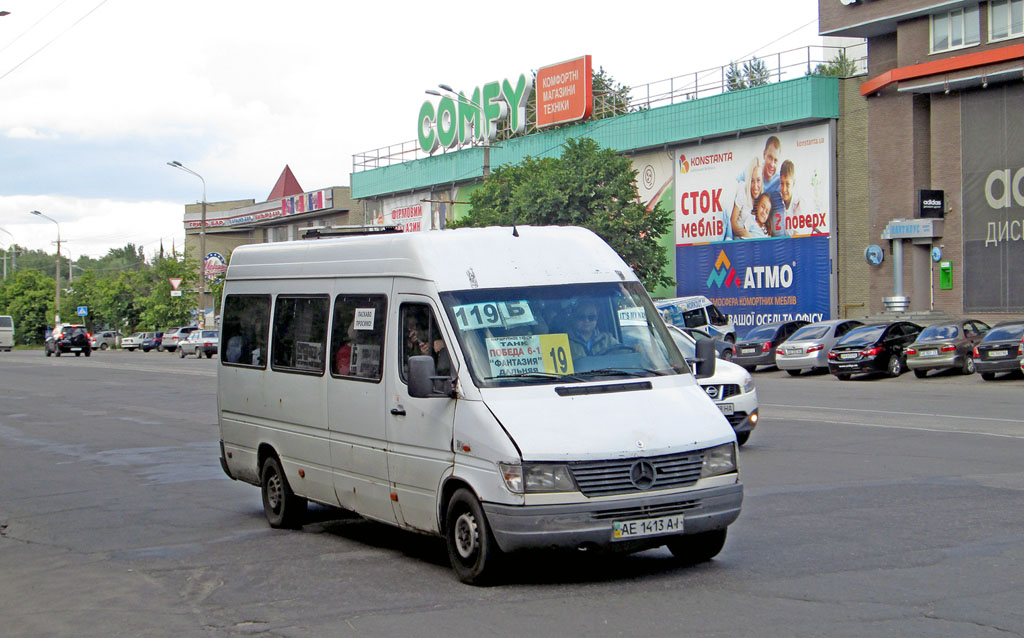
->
xmin=931 ymin=6 xmax=980 ymax=52
xmin=990 ymin=0 xmax=1024 ymax=40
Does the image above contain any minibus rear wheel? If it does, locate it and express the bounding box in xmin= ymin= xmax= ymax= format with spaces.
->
xmin=445 ymin=488 xmax=502 ymax=585
xmin=261 ymin=456 xmax=307 ymax=529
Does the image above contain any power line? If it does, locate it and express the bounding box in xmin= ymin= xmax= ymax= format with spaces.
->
xmin=0 ymin=0 xmax=72 ymax=56
xmin=0 ymin=0 xmax=111 ymax=82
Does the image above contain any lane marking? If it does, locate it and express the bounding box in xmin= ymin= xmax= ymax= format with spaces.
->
xmin=764 ymin=403 xmax=1024 ymax=424
xmin=785 ymin=416 xmax=1024 ymax=440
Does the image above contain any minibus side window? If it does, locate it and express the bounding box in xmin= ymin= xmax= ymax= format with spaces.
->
xmin=707 ymin=304 xmax=729 ymax=326
xmin=271 ymin=295 xmax=329 ymax=375
xmin=330 ymin=295 xmax=387 ymax=381
xmin=682 ymin=308 xmax=705 ymax=328
xmin=221 ymin=294 xmax=271 ymax=368
xmin=399 ymin=304 xmax=451 ymax=383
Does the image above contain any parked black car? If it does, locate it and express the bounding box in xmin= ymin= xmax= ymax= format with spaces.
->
xmin=141 ymin=331 xmax=164 ymax=352
xmin=732 ymin=320 xmax=809 ymax=371
xmin=973 ymin=321 xmax=1024 ymax=380
xmin=45 ymin=324 xmax=92 ymax=357
xmin=827 ymin=321 xmax=923 ymax=380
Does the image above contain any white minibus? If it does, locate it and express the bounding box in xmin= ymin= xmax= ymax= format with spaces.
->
xmin=0 ymin=315 xmax=13 ymax=351
xmin=217 ymin=226 xmax=741 ymax=584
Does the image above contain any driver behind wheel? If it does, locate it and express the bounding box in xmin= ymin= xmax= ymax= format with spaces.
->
xmin=567 ymin=300 xmax=620 ymax=357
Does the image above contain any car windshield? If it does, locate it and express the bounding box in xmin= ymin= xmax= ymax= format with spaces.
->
xmin=744 ymin=325 xmax=777 ymax=341
xmin=790 ymin=324 xmax=830 ymax=341
xmin=439 ymin=281 xmax=688 ymax=388
xmin=918 ymin=325 xmax=958 ymax=341
xmin=984 ymin=324 xmax=1024 ymax=341
xmin=837 ymin=325 xmax=885 ymax=346
xmin=202 ymin=330 xmax=218 ymax=338
xmin=668 ymin=328 xmax=697 ymax=358
xmin=0 ymin=317 xmax=13 ymax=328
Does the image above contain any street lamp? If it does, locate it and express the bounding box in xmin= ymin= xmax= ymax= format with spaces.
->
xmin=167 ymin=160 xmax=207 ymax=325
xmin=29 ymin=210 xmax=61 ymax=324
xmin=0 ymin=227 xmax=14 ymax=280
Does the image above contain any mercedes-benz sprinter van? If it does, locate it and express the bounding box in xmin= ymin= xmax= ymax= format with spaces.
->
xmin=217 ymin=226 xmax=741 ymax=584
xmin=0 ymin=315 xmax=14 ymax=351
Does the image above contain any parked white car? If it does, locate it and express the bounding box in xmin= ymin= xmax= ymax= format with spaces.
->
xmin=121 ymin=332 xmax=145 ymax=351
xmin=667 ymin=325 xmax=759 ymax=446
xmin=178 ymin=329 xmax=219 ymax=358
xmin=775 ymin=319 xmax=865 ymax=376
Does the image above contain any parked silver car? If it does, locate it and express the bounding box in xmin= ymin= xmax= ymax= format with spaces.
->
xmin=121 ymin=332 xmax=145 ymax=351
xmin=90 ymin=330 xmax=122 ymax=351
xmin=776 ymin=319 xmax=864 ymax=376
xmin=178 ymin=329 xmax=219 ymax=358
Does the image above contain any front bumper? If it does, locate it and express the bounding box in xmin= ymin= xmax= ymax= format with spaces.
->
xmin=483 ymin=483 xmax=742 ymax=553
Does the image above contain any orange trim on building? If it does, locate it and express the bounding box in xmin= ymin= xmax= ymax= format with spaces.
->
xmin=861 ymin=43 xmax=1024 ymax=95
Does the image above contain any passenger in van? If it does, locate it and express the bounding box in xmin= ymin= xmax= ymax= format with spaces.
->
xmin=568 ymin=300 xmax=620 ymax=357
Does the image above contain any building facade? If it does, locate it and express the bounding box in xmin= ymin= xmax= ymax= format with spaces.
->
xmin=822 ymin=0 xmax=1024 ymax=318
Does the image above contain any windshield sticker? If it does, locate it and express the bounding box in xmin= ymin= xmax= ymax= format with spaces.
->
xmin=617 ymin=306 xmax=647 ymax=326
xmin=453 ymin=300 xmax=535 ymax=331
xmin=486 ymin=334 xmax=574 ymax=377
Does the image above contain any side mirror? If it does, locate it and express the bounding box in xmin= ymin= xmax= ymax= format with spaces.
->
xmin=693 ymin=338 xmax=717 ymax=379
xmin=408 ymin=355 xmax=454 ymax=398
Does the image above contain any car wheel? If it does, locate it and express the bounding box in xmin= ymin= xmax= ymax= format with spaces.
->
xmin=742 ymin=365 xmax=755 ymax=372
xmin=887 ymin=355 xmax=902 ymax=377
xmin=836 ymin=373 xmax=850 ymax=381
xmin=261 ymin=456 xmax=306 ymax=529
xmin=666 ymin=529 xmax=727 ymax=565
xmin=913 ymin=369 xmax=927 ymax=378
xmin=786 ymin=369 xmax=801 ymax=377
xmin=721 ymin=349 xmax=734 ymax=361
xmin=75 ymin=352 xmax=81 ymax=357
xmin=961 ymin=357 xmax=975 ymax=375
xmin=735 ymin=431 xmax=750 ymax=446
xmin=46 ymin=348 xmax=52 ymax=357
xmin=981 ymin=372 xmax=995 ymax=381
xmin=205 ymin=352 xmax=213 ymax=359
xmin=100 ymin=343 xmax=108 ymax=351
xmin=84 ymin=349 xmax=90 ymax=357
xmin=126 ymin=347 xmax=135 ymax=352
xmin=157 ymin=345 xmax=164 ymax=352
xmin=446 ymin=488 xmax=502 ymax=585
xmin=55 ymin=349 xmax=61 ymax=357
xmin=179 ymin=348 xmax=185 ymax=358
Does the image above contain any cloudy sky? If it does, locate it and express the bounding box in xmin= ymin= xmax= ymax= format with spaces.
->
xmin=0 ymin=0 xmax=830 ymax=260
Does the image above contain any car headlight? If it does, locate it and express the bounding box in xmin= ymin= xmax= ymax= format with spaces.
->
xmin=499 ymin=463 xmax=577 ymax=493
xmin=701 ymin=443 xmax=737 ymax=478
xmin=741 ymin=372 xmax=755 ymax=394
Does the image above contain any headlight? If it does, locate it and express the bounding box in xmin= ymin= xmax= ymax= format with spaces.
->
xmin=741 ymin=372 xmax=755 ymax=394
xmin=499 ymin=463 xmax=576 ymax=493
xmin=701 ymin=443 xmax=737 ymax=478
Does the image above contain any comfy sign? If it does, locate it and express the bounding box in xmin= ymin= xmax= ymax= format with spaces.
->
xmin=536 ymin=55 xmax=593 ymax=128
xmin=417 ymin=73 xmax=533 ymax=153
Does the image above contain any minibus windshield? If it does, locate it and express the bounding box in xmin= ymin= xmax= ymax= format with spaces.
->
xmin=440 ymin=281 xmax=689 ymax=388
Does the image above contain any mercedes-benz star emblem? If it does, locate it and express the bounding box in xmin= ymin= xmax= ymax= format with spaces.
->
xmin=630 ymin=460 xmax=657 ymax=490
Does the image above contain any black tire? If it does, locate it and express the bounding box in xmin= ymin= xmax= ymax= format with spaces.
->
xmin=205 ymin=352 xmax=213 ymax=359
xmin=100 ymin=343 xmax=108 ymax=351
xmin=46 ymin=348 xmax=52 ymax=357
xmin=836 ymin=373 xmax=850 ymax=381
xmin=735 ymin=431 xmax=750 ymax=446
xmin=887 ymin=354 xmax=902 ymax=378
xmin=981 ymin=372 xmax=995 ymax=381
xmin=84 ymin=349 xmax=90 ymax=357
xmin=261 ymin=456 xmax=306 ymax=529
xmin=785 ymin=369 xmax=801 ymax=377
xmin=157 ymin=345 xmax=164 ymax=352
xmin=126 ymin=347 xmax=135 ymax=352
xmin=666 ymin=528 xmax=728 ymax=565
xmin=721 ymin=349 xmax=734 ymax=361
xmin=75 ymin=352 xmax=81 ymax=357
xmin=961 ymin=357 xmax=975 ymax=375
xmin=179 ymin=348 xmax=185 ymax=358
xmin=445 ymin=488 xmax=502 ymax=585
xmin=913 ymin=369 xmax=928 ymax=379
xmin=742 ymin=365 xmax=755 ymax=372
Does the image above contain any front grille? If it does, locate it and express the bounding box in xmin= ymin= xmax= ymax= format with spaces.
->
xmin=569 ymin=450 xmax=704 ymax=497
xmin=700 ymin=383 xmax=740 ymax=400
xmin=591 ymin=498 xmax=702 ymax=520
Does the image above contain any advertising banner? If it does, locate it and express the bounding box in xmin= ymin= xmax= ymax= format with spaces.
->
xmin=673 ymin=124 xmax=832 ymax=244
xmin=962 ymin=84 xmax=1024 ymax=312
xmin=675 ymin=236 xmax=831 ymax=337
xmin=374 ymin=191 xmax=430 ymax=232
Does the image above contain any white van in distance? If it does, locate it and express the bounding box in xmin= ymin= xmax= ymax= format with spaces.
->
xmin=0 ymin=315 xmax=13 ymax=351
xmin=217 ymin=226 xmax=742 ymax=584
xmin=656 ymin=295 xmax=736 ymax=343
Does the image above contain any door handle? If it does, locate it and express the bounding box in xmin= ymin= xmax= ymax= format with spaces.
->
xmin=391 ymin=407 xmax=406 ymax=416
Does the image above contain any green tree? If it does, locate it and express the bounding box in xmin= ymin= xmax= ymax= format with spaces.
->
xmin=450 ymin=137 xmax=674 ymax=290
xmin=137 ymin=254 xmax=199 ymax=330
xmin=725 ymin=61 xmax=747 ymax=91
xmin=811 ymin=50 xmax=859 ymax=78
xmin=726 ymin=57 xmax=771 ymax=91
xmin=0 ymin=269 xmax=55 ymax=344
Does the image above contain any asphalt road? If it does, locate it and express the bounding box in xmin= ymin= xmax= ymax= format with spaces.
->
xmin=1 ymin=349 xmax=1022 ymax=637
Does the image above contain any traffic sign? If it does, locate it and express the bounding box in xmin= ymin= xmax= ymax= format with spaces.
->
xmin=169 ymin=278 xmax=183 ymax=291
xmin=170 ymin=290 xmax=183 ymax=297
xmin=77 ymin=306 xmax=88 ymax=316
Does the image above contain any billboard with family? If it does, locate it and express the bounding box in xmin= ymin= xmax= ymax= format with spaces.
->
xmin=673 ymin=124 xmax=835 ymax=335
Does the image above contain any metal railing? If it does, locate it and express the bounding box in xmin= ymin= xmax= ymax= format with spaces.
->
xmin=352 ymin=42 xmax=868 ymax=173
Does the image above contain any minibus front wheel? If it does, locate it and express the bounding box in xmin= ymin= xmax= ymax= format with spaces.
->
xmin=445 ymin=488 xmax=502 ymax=585
xmin=261 ymin=456 xmax=307 ymax=529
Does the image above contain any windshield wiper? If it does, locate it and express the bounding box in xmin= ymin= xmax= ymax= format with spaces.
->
xmin=575 ymin=367 xmax=664 ymax=378
xmin=485 ymin=372 xmax=585 ymax=382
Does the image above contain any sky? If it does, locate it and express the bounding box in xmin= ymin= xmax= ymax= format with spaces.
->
xmin=0 ymin=0 xmax=830 ymax=260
